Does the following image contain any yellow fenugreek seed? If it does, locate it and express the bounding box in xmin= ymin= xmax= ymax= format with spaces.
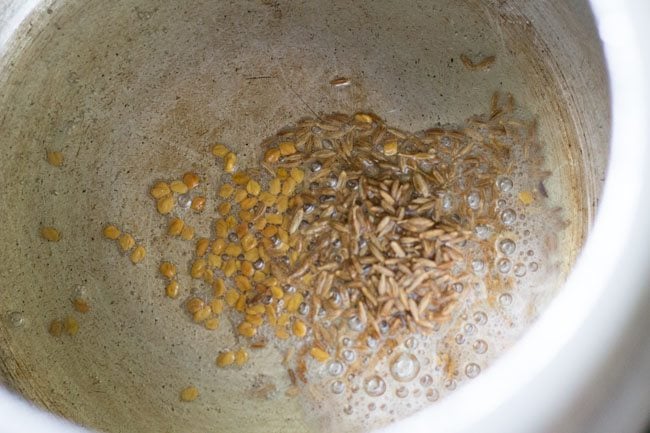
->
xmin=182 ymin=172 xmax=200 ymax=189
xmin=180 ymin=225 xmax=195 ymax=241
xmin=165 ymin=280 xmax=179 ymax=298
xmin=204 ymin=317 xmax=220 ymax=330
xmin=245 ymin=314 xmax=263 ymax=327
xmin=265 ymin=276 xmax=279 ymax=287
xmin=281 ymin=178 xmax=297 ymax=196
xmin=159 ymin=261 xmax=177 ymax=279
xmin=196 ymin=238 xmax=210 ymax=257
xmin=232 ymin=171 xmax=250 ymax=185
xmin=279 ymin=141 xmax=297 ymax=156
xmin=286 ymin=293 xmax=304 ymax=313
xmin=234 ymin=348 xmax=249 ymax=366
xmin=170 ymin=180 xmax=189 ymax=194
xmin=216 ymin=351 xmax=235 ymax=368
xmin=276 ymin=195 xmax=289 ymax=213
xmin=264 ymin=148 xmax=281 ymax=164
xmin=46 ymin=150 xmax=64 ymax=167
xmin=213 ymin=278 xmax=226 ymax=297
xmin=292 ymin=319 xmax=307 ymax=338
xmin=259 ymin=192 xmax=276 ymax=207
xmin=49 ymin=319 xmax=63 ymax=337
xmin=157 ymin=195 xmax=174 ymax=214
xmin=290 ymin=167 xmax=305 ymax=183
xmin=211 ymin=238 xmax=227 ymax=254
xmin=212 ymin=143 xmax=230 ymax=158
xmin=253 ymin=217 xmax=267 ymax=232
xmin=225 ymin=243 xmax=243 ymax=257
xmin=225 ymin=289 xmax=239 ymax=306
xmin=383 ymin=140 xmax=398 ymax=156
xmin=202 ymin=267 xmax=213 ymax=285
xmin=130 ymin=245 xmax=146 ymax=264
xmin=237 ymin=321 xmax=257 ymax=338
xmin=244 ymin=248 xmax=260 ymax=262
xmin=269 ymin=178 xmax=281 ymax=195
xmin=235 ymin=294 xmax=247 ymax=312
xmin=168 ymin=218 xmax=184 ymax=236
xmin=225 ymin=215 xmax=237 ymax=228
xmin=224 ymin=152 xmax=237 ymax=173
xmin=275 ymin=327 xmax=290 ymax=340
xmin=277 ymin=228 xmax=289 ymax=244
xmin=277 ymin=312 xmax=290 ymax=327
xmin=190 ymin=258 xmax=207 ymax=279
xmin=233 ymin=189 xmax=248 ymax=203
xmin=246 ymin=304 xmax=266 ymax=315
xmin=186 ymin=297 xmax=205 ymax=314
xmin=266 ymin=305 xmax=277 ymax=325
xmin=240 ymin=196 xmax=257 ymax=211
xmin=191 ymin=196 xmax=206 ymax=212
xmin=240 ymin=261 xmax=254 ymax=277
xmin=210 ymin=298 xmax=224 ymax=314
xmin=207 ymin=254 xmax=221 ymax=270
xmin=238 ymin=210 xmax=253 ymax=222
xmin=246 ymin=179 xmax=261 ymax=196
xmin=252 ymin=270 xmax=266 ymax=283
xmin=270 ymin=286 xmax=284 ymax=299
xmin=217 ymin=201 xmax=232 ymax=216
xmin=63 ymin=316 xmax=79 ymax=336
xmin=519 ymin=190 xmax=535 ymax=205
xmin=218 ymin=184 xmax=234 ymax=199
xmin=240 ymin=233 xmax=257 ymax=252
xmin=118 ymin=233 xmax=135 ymax=251
xmin=193 ymin=306 xmax=212 ymax=323
xmin=276 ymin=167 xmax=289 ymax=179
xmin=102 ymin=224 xmax=120 ymax=240
xmin=180 ymin=386 xmax=199 ymax=402
xmin=223 ymin=259 xmax=237 ymax=277
xmin=41 ymin=226 xmax=61 ymax=242
xmin=310 ymin=347 xmax=330 ymax=362
xmin=150 ymin=181 xmax=171 ymax=199
xmin=215 ymin=219 xmax=228 ymax=238
xmin=235 ymin=275 xmax=252 ymax=292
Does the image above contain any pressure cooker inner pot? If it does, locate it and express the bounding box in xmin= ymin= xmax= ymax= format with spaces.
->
xmin=0 ymin=1 xmax=608 ymax=432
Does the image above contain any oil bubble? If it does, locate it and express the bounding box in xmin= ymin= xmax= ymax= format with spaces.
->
xmin=396 ymin=386 xmax=409 ymax=398
xmin=497 ymin=258 xmax=512 ymax=273
xmin=363 ymin=375 xmax=387 ymax=397
xmin=514 ymin=263 xmax=527 ymax=277
xmin=426 ymin=388 xmax=439 ymax=402
xmin=497 ymin=177 xmax=513 ymax=192
xmin=7 ymin=311 xmax=24 ymax=328
xmin=498 ymin=238 xmax=516 ymax=255
xmin=454 ymin=334 xmax=465 ymax=345
xmin=390 ymin=353 xmax=420 ymax=382
xmin=529 ymin=262 xmax=539 ymax=272
xmin=472 ymin=339 xmax=488 ymax=354
xmin=328 ymin=361 xmax=344 ymax=376
xmin=500 ymin=208 xmax=517 ymax=225
xmin=473 ymin=311 xmax=488 ymax=325
xmin=331 ymin=380 xmax=345 ymax=394
xmin=419 ymin=374 xmax=433 ymax=387
xmin=465 ymin=363 xmax=481 ymax=378
xmin=405 ymin=337 xmax=419 ymax=350
xmin=467 ymin=191 xmax=481 ymax=210
xmin=499 ymin=293 xmax=513 ymax=306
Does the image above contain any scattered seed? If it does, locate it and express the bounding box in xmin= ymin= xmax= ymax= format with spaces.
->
xmin=118 ymin=233 xmax=135 ymax=252
xmin=182 ymin=172 xmax=200 ymax=189
xmin=102 ymin=224 xmax=121 ymax=240
xmin=41 ymin=226 xmax=61 ymax=242
xmin=180 ymin=386 xmax=199 ymax=402
xmin=46 ymin=150 xmax=64 ymax=167
xmin=130 ymin=245 xmax=146 ymax=264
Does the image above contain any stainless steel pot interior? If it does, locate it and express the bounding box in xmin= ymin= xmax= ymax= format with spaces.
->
xmin=0 ymin=1 xmax=608 ymax=432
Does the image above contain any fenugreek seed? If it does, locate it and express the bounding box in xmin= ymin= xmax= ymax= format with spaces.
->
xmin=279 ymin=141 xmax=297 ymax=156
xmin=49 ymin=319 xmax=63 ymax=337
xmin=130 ymin=245 xmax=146 ymax=264
xmin=253 ymin=270 xmax=266 ymax=283
xmin=168 ymin=218 xmax=184 ymax=236
xmin=285 ymin=293 xmax=304 ymax=313
xmin=234 ymin=189 xmax=248 ymax=203
xmin=157 ymin=195 xmax=174 ymax=214
xmin=354 ymin=113 xmax=373 ymax=123
xmin=241 ymin=261 xmax=254 ymax=277
xmin=170 ymin=180 xmax=189 ymax=194
xmin=150 ymin=181 xmax=171 ymax=199
xmin=182 ymin=172 xmax=200 ymax=189
xmin=63 ymin=316 xmax=79 ymax=336
xmin=269 ymin=178 xmax=281 ymax=195
xmin=118 ymin=233 xmax=135 ymax=251
xmin=383 ymin=140 xmax=398 ymax=156
xmin=292 ymin=319 xmax=307 ymax=338
xmin=244 ymin=248 xmax=260 ymax=262
xmin=246 ymin=304 xmax=266 ymax=316
xmin=212 ymin=143 xmax=230 ymax=158
xmin=259 ymin=192 xmax=276 ymax=207
xmin=195 ymin=238 xmax=210 ymax=257
xmin=191 ymin=196 xmax=206 ymax=212
xmin=217 ymin=201 xmax=232 ymax=216
xmin=165 ymin=280 xmax=179 ymax=298
xmin=309 ymin=347 xmax=330 ymax=362
xmin=519 ymin=190 xmax=534 ymax=205
xmin=216 ymin=351 xmax=235 ymax=367
xmin=276 ymin=167 xmax=289 ymax=179
xmin=210 ymin=298 xmax=224 ymax=314
xmin=241 ymin=233 xmax=257 ymax=252
xmin=240 ymin=196 xmax=258 ymax=210
xmin=202 ymin=268 xmax=214 ymax=284
xmin=211 ymin=238 xmax=226 ymax=254
xmin=204 ymin=317 xmax=220 ymax=330
xmin=186 ymin=297 xmax=205 ymax=314
xmin=41 ymin=226 xmax=61 ymax=242
xmin=290 ymin=167 xmax=305 ymax=183
xmin=46 ymin=150 xmax=64 ymax=167
xmin=238 ymin=321 xmax=257 ymax=338
xmin=282 ymin=178 xmax=297 ymax=196
xmin=190 ymin=259 xmax=207 ymax=279
xmin=234 ymin=348 xmax=249 ymax=366
xmin=246 ymin=179 xmax=261 ymax=196
xmin=264 ymin=148 xmax=281 ymax=164
xmin=224 ymin=152 xmax=237 ymax=173
xmin=223 ymin=259 xmax=237 ymax=277
xmin=276 ymin=327 xmax=290 ymax=340
xmin=212 ymin=277 xmax=226 ymax=296
xmin=72 ymin=298 xmax=90 ymax=313
xmin=159 ymin=261 xmax=177 ymax=279
xmin=180 ymin=225 xmax=195 ymax=240
xmin=225 ymin=215 xmax=237 ymax=228
xmin=219 ymin=184 xmax=235 ymax=199
xmin=102 ymin=224 xmax=121 ymax=240
xmin=225 ymin=289 xmax=239 ymax=306
xmin=193 ymin=306 xmax=211 ymax=323
xmin=276 ymin=195 xmax=289 ymax=213
xmin=232 ymin=171 xmax=250 ymax=185
xmin=225 ymin=243 xmax=243 ymax=257
xmin=180 ymin=386 xmax=199 ymax=402
xmin=270 ymin=286 xmax=284 ymax=299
